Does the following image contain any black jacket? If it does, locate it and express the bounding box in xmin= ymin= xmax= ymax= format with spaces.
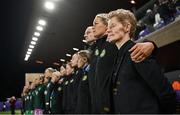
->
xmin=44 ymin=80 xmax=55 ymax=113
xmin=88 ymin=36 xmax=118 ymax=113
xmin=50 ymin=78 xmax=64 ymax=114
xmin=75 ymin=64 xmax=91 ymax=113
xmin=62 ymin=75 xmax=72 ymax=113
xmin=111 ymin=40 xmax=176 ymax=113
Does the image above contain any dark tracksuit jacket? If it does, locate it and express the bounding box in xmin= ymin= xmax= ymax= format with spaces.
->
xmin=75 ymin=64 xmax=91 ymax=113
xmin=50 ymin=78 xmax=64 ymax=114
xmin=70 ymin=68 xmax=84 ymax=113
xmin=88 ymin=36 xmax=118 ymax=113
xmin=44 ymin=80 xmax=55 ymax=113
xmin=111 ymin=40 xmax=176 ymax=113
xmin=27 ymin=89 xmax=35 ymax=114
xmin=33 ymin=84 xmax=46 ymax=110
xmin=62 ymin=75 xmax=72 ymax=113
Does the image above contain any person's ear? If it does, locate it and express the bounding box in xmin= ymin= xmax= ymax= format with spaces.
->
xmin=82 ymin=57 xmax=87 ymax=63
xmin=124 ymin=22 xmax=131 ymax=33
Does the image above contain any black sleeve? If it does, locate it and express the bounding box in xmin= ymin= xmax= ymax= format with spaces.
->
xmin=133 ymin=56 xmax=176 ymax=113
xmin=46 ymin=82 xmax=55 ymax=111
xmin=49 ymin=82 xmax=55 ymax=91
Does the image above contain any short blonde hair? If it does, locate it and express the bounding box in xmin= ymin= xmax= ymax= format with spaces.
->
xmin=45 ymin=67 xmax=56 ymax=73
xmin=95 ymin=13 xmax=108 ymax=26
xmin=78 ymin=50 xmax=90 ymax=63
xmin=108 ymin=9 xmax=137 ymax=38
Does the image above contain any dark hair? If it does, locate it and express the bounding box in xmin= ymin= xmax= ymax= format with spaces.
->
xmin=61 ymin=63 xmax=66 ymax=68
xmin=46 ymin=67 xmax=56 ymax=73
xmin=29 ymin=81 xmax=32 ymax=85
xmin=39 ymin=75 xmax=44 ymax=82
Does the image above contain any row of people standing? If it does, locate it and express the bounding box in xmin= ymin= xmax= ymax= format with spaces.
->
xmin=21 ymin=50 xmax=91 ymax=114
xmin=21 ymin=8 xmax=176 ymax=114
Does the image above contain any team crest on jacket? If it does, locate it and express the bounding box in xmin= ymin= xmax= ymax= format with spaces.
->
xmin=100 ymin=49 xmax=106 ymax=57
xmin=44 ymin=90 xmax=47 ymax=95
xmin=65 ymin=81 xmax=69 ymax=85
xmin=35 ymin=91 xmax=38 ymax=95
xmin=47 ymin=83 xmax=50 ymax=88
xmin=75 ymin=70 xmax=79 ymax=75
xmin=82 ymin=75 xmax=87 ymax=81
xmin=38 ymin=87 xmax=41 ymax=91
xmin=60 ymin=78 xmax=64 ymax=82
xmin=70 ymin=79 xmax=74 ymax=83
xmin=58 ymin=87 xmax=62 ymax=91
xmin=95 ymin=49 xmax=99 ymax=56
xmin=50 ymin=96 xmax=52 ymax=100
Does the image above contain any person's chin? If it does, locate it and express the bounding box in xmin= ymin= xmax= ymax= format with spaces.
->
xmin=94 ymin=33 xmax=101 ymax=38
xmin=107 ymin=37 xmax=114 ymax=43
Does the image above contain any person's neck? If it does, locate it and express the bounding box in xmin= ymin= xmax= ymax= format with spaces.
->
xmin=115 ymin=34 xmax=130 ymax=49
xmin=82 ymin=63 xmax=88 ymax=69
xmin=88 ymin=41 xmax=95 ymax=46
xmin=98 ymin=33 xmax=107 ymax=39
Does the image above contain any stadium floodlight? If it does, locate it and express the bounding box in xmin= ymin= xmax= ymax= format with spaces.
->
xmin=73 ymin=48 xmax=79 ymax=51
xmin=31 ymin=41 xmax=36 ymax=45
xmin=38 ymin=19 xmax=46 ymax=26
xmin=44 ymin=1 xmax=55 ymax=10
xmin=32 ymin=37 xmax=38 ymax=41
xmin=27 ymin=51 xmax=31 ymax=55
xmin=36 ymin=26 xmax=43 ymax=31
xmin=34 ymin=32 xmax=40 ymax=37
xmin=66 ymin=54 xmax=71 ymax=57
xmin=28 ymin=48 xmax=33 ymax=52
xmin=29 ymin=45 xmax=35 ymax=49
xmin=60 ymin=59 xmax=65 ymax=62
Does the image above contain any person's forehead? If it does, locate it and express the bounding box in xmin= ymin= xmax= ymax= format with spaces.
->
xmin=87 ymin=26 xmax=93 ymax=30
xmin=66 ymin=65 xmax=69 ymax=68
xmin=72 ymin=53 xmax=78 ymax=58
xmin=109 ymin=17 xmax=119 ymax=23
xmin=85 ymin=29 xmax=91 ymax=33
xmin=94 ymin=17 xmax=102 ymax=22
xmin=45 ymin=69 xmax=49 ymax=73
xmin=60 ymin=66 xmax=65 ymax=69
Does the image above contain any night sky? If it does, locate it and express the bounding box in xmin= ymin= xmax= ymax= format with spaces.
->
xmin=1 ymin=0 xmax=32 ymax=101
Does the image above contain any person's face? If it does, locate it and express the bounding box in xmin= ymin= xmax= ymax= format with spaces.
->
xmin=34 ymin=78 xmax=39 ymax=85
xmin=71 ymin=54 xmax=79 ymax=67
xmin=30 ymin=82 xmax=35 ymax=89
xmin=60 ymin=66 xmax=66 ymax=76
xmin=66 ymin=64 xmax=73 ymax=75
xmin=44 ymin=77 xmax=49 ymax=84
xmin=23 ymin=86 xmax=28 ymax=93
xmin=52 ymin=73 xmax=60 ymax=83
xmin=107 ymin=17 xmax=126 ymax=43
xmin=84 ymin=27 xmax=96 ymax=43
xmin=39 ymin=76 xmax=44 ymax=84
xmin=93 ymin=17 xmax=107 ymax=38
xmin=44 ymin=70 xmax=51 ymax=78
xmin=77 ymin=55 xmax=86 ymax=68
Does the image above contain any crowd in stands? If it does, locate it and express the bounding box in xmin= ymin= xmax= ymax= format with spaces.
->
xmin=134 ymin=0 xmax=180 ymax=40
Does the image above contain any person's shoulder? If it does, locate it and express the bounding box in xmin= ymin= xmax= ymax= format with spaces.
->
xmin=104 ymin=41 xmax=118 ymax=53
